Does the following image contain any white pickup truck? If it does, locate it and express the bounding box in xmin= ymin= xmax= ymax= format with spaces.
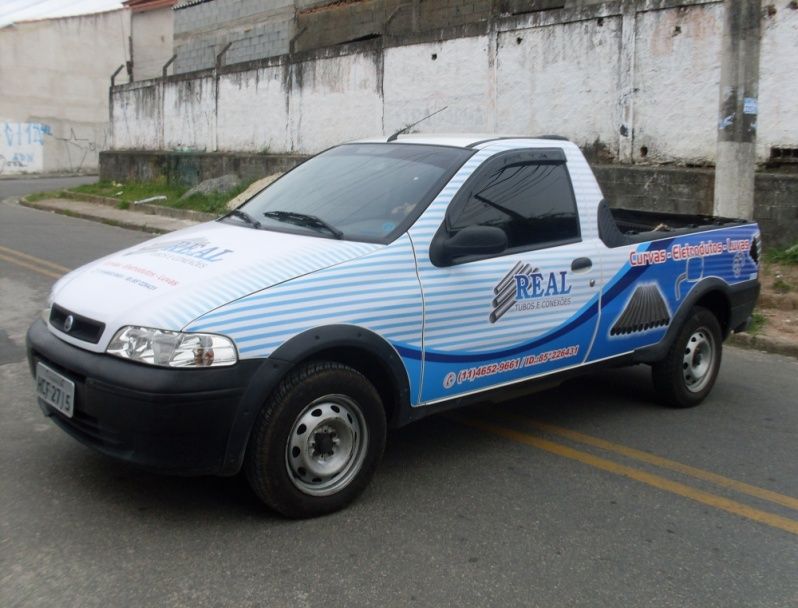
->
xmin=27 ymin=135 xmax=761 ymax=517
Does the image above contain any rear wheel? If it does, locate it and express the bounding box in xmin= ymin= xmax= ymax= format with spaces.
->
xmin=652 ymin=306 xmax=722 ymax=408
xmin=245 ymin=361 xmax=386 ymax=518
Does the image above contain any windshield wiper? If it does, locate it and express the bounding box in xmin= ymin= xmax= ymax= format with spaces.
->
xmin=225 ymin=208 xmax=262 ymax=229
xmin=263 ymin=211 xmax=343 ymax=239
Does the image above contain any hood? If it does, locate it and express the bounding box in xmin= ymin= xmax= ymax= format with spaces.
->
xmin=50 ymin=221 xmax=381 ymax=351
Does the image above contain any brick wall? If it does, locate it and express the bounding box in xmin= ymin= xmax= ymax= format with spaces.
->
xmin=173 ymin=0 xmax=294 ymax=73
xmin=173 ymin=0 xmax=576 ymax=71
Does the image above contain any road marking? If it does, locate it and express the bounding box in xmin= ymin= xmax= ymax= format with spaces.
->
xmin=0 ymin=252 xmax=63 ymax=279
xmin=505 ymin=414 xmax=798 ymax=512
xmin=0 ymin=244 xmax=71 ymax=273
xmin=455 ymin=416 xmax=798 ymax=536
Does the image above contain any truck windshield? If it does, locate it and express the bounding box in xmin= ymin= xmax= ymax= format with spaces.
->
xmin=232 ymin=143 xmax=473 ymax=243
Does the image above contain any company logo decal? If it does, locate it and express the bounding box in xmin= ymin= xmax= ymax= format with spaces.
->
xmin=610 ymin=283 xmax=670 ymax=337
xmin=63 ymin=315 xmax=74 ymax=332
xmin=489 ymin=262 xmax=572 ymax=323
xmin=124 ymin=237 xmax=234 ymax=267
xmin=442 ymin=345 xmax=581 ymax=389
xmin=628 ymin=238 xmax=751 ymax=268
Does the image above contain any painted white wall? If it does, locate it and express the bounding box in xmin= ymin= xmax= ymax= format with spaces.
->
xmin=384 ymin=36 xmax=492 ymax=135
xmin=111 ymin=82 xmax=163 ymax=150
xmin=217 ymin=67 xmax=290 ymax=152
xmin=757 ymin=9 xmax=798 ymax=161
xmin=633 ymin=4 xmax=724 ymax=164
xmin=109 ymin=1 xmax=797 ymax=165
xmin=163 ymin=76 xmax=216 ymax=150
xmin=0 ymin=10 xmax=130 ymax=174
xmin=496 ymin=18 xmax=622 ymax=156
xmin=289 ymin=52 xmax=383 ymax=153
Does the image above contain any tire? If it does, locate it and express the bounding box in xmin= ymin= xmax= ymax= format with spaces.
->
xmin=245 ymin=361 xmax=386 ymax=518
xmin=651 ymin=306 xmax=723 ymax=408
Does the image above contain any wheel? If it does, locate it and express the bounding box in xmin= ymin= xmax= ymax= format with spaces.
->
xmin=245 ymin=361 xmax=386 ymax=518
xmin=651 ymin=306 xmax=723 ymax=408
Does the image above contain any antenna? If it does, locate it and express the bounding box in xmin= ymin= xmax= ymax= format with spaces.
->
xmin=386 ymin=106 xmax=448 ymax=143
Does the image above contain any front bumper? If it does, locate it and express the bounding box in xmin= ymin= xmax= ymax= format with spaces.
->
xmin=26 ymin=319 xmax=265 ymax=476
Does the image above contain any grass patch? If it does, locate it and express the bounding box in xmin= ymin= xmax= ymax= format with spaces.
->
xmin=72 ymin=180 xmax=187 ymax=205
xmin=25 ymin=191 xmax=60 ymax=202
xmin=748 ymin=311 xmax=766 ymax=335
xmin=764 ymin=242 xmax=798 ymax=265
xmin=166 ymin=181 xmax=253 ymax=215
xmin=773 ymin=276 xmax=792 ymax=294
xmin=69 ymin=178 xmax=252 ymax=216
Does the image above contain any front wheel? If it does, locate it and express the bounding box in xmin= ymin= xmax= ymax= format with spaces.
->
xmin=245 ymin=361 xmax=386 ymax=518
xmin=651 ymin=306 xmax=723 ymax=408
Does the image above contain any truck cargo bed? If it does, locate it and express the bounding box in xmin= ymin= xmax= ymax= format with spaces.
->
xmin=600 ymin=204 xmax=751 ymax=246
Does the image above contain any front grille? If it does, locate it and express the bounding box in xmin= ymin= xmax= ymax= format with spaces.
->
xmin=50 ymin=304 xmax=105 ymax=344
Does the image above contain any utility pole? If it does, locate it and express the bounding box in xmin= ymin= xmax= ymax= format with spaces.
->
xmin=714 ymin=0 xmax=762 ymax=219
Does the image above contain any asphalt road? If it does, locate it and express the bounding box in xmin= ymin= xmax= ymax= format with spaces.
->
xmin=1 ymin=199 xmax=797 ymax=608
xmin=0 ymin=175 xmax=97 ymax=200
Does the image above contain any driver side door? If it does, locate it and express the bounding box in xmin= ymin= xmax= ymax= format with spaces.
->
xmin=410 ymin=148 xmax=601 ymax=403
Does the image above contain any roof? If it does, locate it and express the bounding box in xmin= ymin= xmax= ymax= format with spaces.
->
xmin=123 ymin=0 xmax=177 ymax=12
xmin=0 ymin=0 xmax=123 ymax=29
xmin=352 ymin=133 xmax=570 ymax=149
xmin=173 ymin=0 xmax=214 ymax=9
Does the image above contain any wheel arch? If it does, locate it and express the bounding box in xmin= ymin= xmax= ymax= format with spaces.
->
xmin=221 ymin=325 xmax=413 ymax=475
xmin=633 ymin=278 xmax=732 ymax=364
xmin=693 ymin=289 xmax=731 ymax=338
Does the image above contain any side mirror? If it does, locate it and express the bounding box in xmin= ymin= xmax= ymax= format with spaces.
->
xmin=430 ymin=225 xmax=508 ymax=267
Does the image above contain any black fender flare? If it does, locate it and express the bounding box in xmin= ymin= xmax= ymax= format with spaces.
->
xmin=632 ymin=277 xmax=757 ymax=364
xmin=221 ymin=325 xmax=413 ymax=474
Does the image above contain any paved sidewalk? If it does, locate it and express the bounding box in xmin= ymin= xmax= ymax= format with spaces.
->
xmin=20 ymin=197 xmax=200 ymax=234
xmin=14 ymin=195 xmax=797 ymax=359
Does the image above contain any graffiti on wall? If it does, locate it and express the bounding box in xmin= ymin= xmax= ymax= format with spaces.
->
xmin=0 ymin=121 xmax=51 ymax=174
xmin=0 ymin=120 xmax=105 ymax=175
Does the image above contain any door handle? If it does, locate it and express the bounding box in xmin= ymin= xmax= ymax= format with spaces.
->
xmin=571 ymin=257 xmax=592 ymax=272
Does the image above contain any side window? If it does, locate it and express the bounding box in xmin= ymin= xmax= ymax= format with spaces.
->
xmin=448 ymin=154 xmax=580 ymax=251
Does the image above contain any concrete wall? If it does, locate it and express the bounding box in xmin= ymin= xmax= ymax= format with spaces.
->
xmin=0 ymin=10 xmax=130 ymax=175
xmin=131 ymin=7 xmax=174 ymax=80
xmin=111 ymin=0 xmax=798 ymax=167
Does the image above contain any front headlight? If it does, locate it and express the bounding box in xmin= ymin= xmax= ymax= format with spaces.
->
xmin=106 ymin=326 xmax=238 ymax=368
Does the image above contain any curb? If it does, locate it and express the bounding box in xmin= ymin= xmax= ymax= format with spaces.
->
xmin=56 ymin=191 xmax=217 ymax=223
xmin=19 ymin=199 xmax=176 ymax=234
xmin=728 ymin=332 xmax=798 ymax=359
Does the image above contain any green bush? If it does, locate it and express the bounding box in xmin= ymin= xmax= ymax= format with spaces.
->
xmin=765 ymin=243 xmax=798 ymax=265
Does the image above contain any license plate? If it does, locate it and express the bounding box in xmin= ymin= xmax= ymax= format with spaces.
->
xmin=36 ymin=362 xmax=75 ymax=418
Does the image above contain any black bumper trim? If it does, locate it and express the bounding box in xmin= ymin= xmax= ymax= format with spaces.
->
xmin=27 ymin=319 xmax=266 ymax=476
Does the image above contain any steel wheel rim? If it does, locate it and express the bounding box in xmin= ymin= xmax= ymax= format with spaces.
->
xmin=682 ymin=328 xmax=715 ymax=393
xmin=285 ymin=395 xmax=368 ymax=497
